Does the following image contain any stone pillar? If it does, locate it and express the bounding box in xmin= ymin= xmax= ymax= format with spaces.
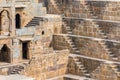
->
xmin=10 ymin=0 xmax=15 ymax=36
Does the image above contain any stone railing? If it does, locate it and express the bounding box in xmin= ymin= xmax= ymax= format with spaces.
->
xmin=15 ymin=0 xmax=30 ymax=2
xmin=16 ymin=26 xmax=36 ymax=36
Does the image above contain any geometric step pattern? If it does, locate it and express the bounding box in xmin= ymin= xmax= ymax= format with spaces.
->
xmin=49 ymin=0 xmax=62 ymax=14
xmin=109 ymin=64 xmax=120 ymax=77
xmin=63 ymin=22 xmax=80 ymax=54
xmin=72 ymin=56 xmax=91 ymax=78
xmin=9 ymin=63 xmax=27 ymax=75
xmin=92 ymin=22 xmax=119 ymax=61
xmin=25 ymin=17 xmax=43 ymax=27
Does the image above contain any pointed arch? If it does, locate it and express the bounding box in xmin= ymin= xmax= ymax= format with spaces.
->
xmin=15 ymin=13 xmax=21 ymax=29
xmin=0 ymin=44 xmax=11 ymax=63
xmin=0 ymin=10 xmax=10 ymax=32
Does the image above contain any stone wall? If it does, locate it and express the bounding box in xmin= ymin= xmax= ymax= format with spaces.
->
xmin=21 ymin=49 xmax=69 ymax=80
xmin=78 ymin=57 xmax=101 ymax=73
xmin=67 ymin=57 xmax=84 ymax=76
xmin=97 ymin=21 xmax=120 ymax=41
xmin=47 ymin=0 xmax=93 ymax=18
xmin=68 ymin=56 xmax=101 ymax=76
xmin=100 ymin=2 xmax=120 ymax=21
xmin=16 ymin=3 xmax=47 ymax=28
xmin=53 ymin=35 xmax=69 ymax=50
xmin=92 ymin=63 xmax=118 ymax=80
xmin=47 ymin=0 xmax=120 ymax=21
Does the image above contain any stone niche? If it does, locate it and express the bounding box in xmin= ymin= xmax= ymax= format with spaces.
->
xmin=0 ymin=8 xmax=11 ymax=36
xmin=0 ymin=39 xmax=12 ymax=63
xmin=21 ymin=49 xmax=69 ymax=80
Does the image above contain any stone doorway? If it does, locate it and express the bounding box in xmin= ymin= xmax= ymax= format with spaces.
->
xmin=22 ymin=42 xmax=29 ymax=59
xmin=0 ymin=44 xmax=10 ymax=63
xmin=15 ymin=14 xmax=21 ymax=29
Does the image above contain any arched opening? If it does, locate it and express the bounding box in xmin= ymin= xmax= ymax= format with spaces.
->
xmin=15 ymin=14 xmax=21 ymax=29
xmin=42 ymin=31 xmax=45 ymax=35
xmin=0 ymin=10 xmax=10 ymax=32
xmin=0 ymin=44 xmax=10 ymax=63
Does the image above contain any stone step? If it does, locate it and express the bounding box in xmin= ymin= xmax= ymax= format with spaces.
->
xmin=82 ymin=70 xmax=88 ymax=73
xmin=32 ymin=19 xmax=41 ymax=21
xmin=72 ymin=47 xmax=78 ymax=50
xmin=92 ymin=16 xmax=98 ymax=19
xmin=103 ymin=36 xmax=108 ymax=38
xmin=100 ymin=32 xmax=106 ymax=35
xmin=31 ymin=19 xmax=40 ymax=22
xmin=112 ymin=57 xmax=118 ymax=60
xmin=71 ymin=44 xmax=75 ymax=47
xmin=30 ymin=19 xmax=39 ymax=22
xmin=75 ymin=62 xmax=81 ymax=65
xmin=102 ymin=45 xmax=107 ymax=49
xmin=66 ymin=26 xmax=71 ymax=29
xmin=85 ymin=73 xmax=90 ymax=76
xmin=27 ymin=21 xmax=39 ymax=24
xmin=113 ymin=68 xmax=119 ymax=72
xmin=66 ymin=36 xmax=71 ymax=39
xmin=28 ymin=23 xmax=38 ymax=26
xmin=109 ymin=53 xmax=117 ymax=57
xmin=104 ymin=48 xmax=110 ymax=51
xmin=99 ymin=30 xmax=104 ymax=33
xmin=66 ymin=28 xmax=72 ymax=31
xmin=73 ymin=58 xmax=79 ymax=62
xmin=12 ymin=70 xmax=17 ymax=72
xmin=67 ymin=40 xmax=72 ymax=43
xmin=67 ymin=32 xmax=72 ymax=34
xmin=26 ymin=24 xmax=38 ymax=27
xmin=27 ymin=23 xmax=39 ymax=26
xmin=68 ymin=42 xmax=74 ymax=45
xmin=108 ymin=51 xmax=112 ymax=54
xmin=78 ymin=64 xmax=84 ymax=68
xmin=10 ymin=72 xmax=18 ymax=74
xmin=75 ymin=50 xmax=80 ymax=53
xmin=66 ymin=30 xmax=72 ymax=32
xmin=99 ymin=42 xmax=105 ymax=45
xmin=84 ymin=73 xmax=91 ymax=77
xmin=28 ymin=23 xmax=39 ymax=25
xmin=80 ymin=67 xmax=85 ymax=70
xmin=71 ymin=46 xmax=76 ymax=48
xmin=14 ymin=68 xmax=22 ymax=71
xmin=110 ymin=65 xmax=118 ymax=68
xmin=67 ymin=38 xmax=72 ymax=41
xmin=66 ymin=27 xmax=71 ymax=29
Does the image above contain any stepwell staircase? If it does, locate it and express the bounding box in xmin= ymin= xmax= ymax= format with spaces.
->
xmin=81 ymin=1 xmax=120 ymax=77
xmin=79 ymin=0 xmax=119 ymax=61
xmin=86 ymin=3 xmax=120 ymax=77
xmin=63 ymin=22 xmax=91 ymax=78
xmin=89 ymin=23 xmax=119 ymax=78
xmin=110 ymin=64 xmax=120 ymax=77
xmin=84 ymin=1 xmax=120 ymax=78
xmin=9 ymin=57 xmax=36 ymax=75
xmin=63 ymin=22 xmax=80 ymax=54
xmin=63 ymin=20 xmax=119 ymax=78
xmin=72 ymin=56 xmax=91 ymax=78
xmin=49 ymin=0 xmax=62 ymax=14
xmin=25 ymin=17 xmax=44 ymax=27
xmin=91 ymin=22 xmax=118 ymax=61
xmin=10 ymin=63 xmax=28 ymax=74
xmin=82 ymin=1 xmax=98 ymax=19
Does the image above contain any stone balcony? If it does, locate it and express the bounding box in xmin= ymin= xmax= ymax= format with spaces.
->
xmin=16 ymin=26 xmax=36 ymax=37
xmin=15 ymin=0 xmax=30 ymax=2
